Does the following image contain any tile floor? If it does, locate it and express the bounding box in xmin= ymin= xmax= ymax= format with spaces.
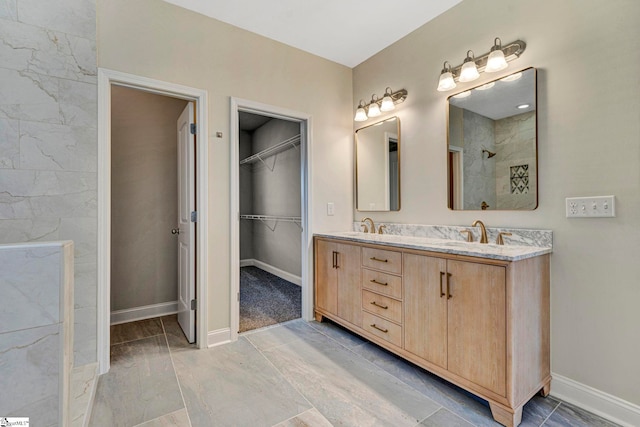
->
xmin=89 ymin=316 xmax=619 ymax=427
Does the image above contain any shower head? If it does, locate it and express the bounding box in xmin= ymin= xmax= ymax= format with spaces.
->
xmin=482 ymin=149 xmax=496 ymax=159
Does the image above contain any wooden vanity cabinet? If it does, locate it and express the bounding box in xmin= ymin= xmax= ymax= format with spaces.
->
xmin=315 ymin=239 xmax=362 ymax=327
xmin=314 ymin=236 xmax=550 ymax=427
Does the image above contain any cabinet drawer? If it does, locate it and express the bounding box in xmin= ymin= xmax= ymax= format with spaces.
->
xmin=362 ymin=268 xmax=402 ymax=299
xmin=362 ymin=290 xmax=402 ymax=324
xmin=362 ymin=247 xmax=402 ymax=274
xmin=362 ymin=312 xmax=402 ymax=347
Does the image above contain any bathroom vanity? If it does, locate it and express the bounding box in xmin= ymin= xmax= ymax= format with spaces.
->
xmin=314 ymin=230 xmax=551 ymax=427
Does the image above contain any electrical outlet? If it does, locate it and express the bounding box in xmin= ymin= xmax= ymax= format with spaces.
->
xmin=566 ymin=196 xmax=615 ymax=218
xmin=327 ymin=202 xmax=335 ymax=216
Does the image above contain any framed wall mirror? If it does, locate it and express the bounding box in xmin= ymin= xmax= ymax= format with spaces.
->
xmin=355 ymin=116 xmax=400 ymax=211
xmin=448 ymin=67 xmax=537 ymax=210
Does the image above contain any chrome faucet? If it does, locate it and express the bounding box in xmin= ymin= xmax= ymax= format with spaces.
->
xmin=472 ymin=220 xmax=488 ymax=243
xmin=361 ymin=217 xmax=375 ymax=234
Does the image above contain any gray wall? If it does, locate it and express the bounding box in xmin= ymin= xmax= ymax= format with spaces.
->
xmin=240 ymin=119 xmax=302 ymax=277
xmin=110 ymin=86 xmax=187 ymax=311
xmin=0 ymin=0 xmax=98 ymax=366
xmin=354 ymin=0 xmax=640 ymax=405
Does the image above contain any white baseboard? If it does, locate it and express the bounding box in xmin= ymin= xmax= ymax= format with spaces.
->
xmin=110 ymin=301 xmax=178 ymax=325
xmin=207 ymin=327 xmax=231 ymax=348
xmin=551 ymin=373 xmax=640 ymax=427
xmin=240 ymin=258 xmax=302 ymax=286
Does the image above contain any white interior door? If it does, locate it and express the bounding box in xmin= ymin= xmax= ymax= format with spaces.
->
xmin=177 ymin=102 xmax=196 ymax=343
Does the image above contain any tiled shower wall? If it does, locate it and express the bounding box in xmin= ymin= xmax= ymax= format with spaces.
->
xmin=0 ymin=0 xmax=98 ymax=365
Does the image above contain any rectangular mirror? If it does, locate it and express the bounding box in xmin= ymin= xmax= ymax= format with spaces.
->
xmin=355 ymin=117 xmax=400 ymax=211
xmin=448 ymin=67 xmax=537 ymax=210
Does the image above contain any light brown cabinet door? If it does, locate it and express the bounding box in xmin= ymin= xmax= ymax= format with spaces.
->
xmin=447 ymin=260 xmax=506 ymax=396
xmin=336 ymin=242 xmax=362 ymax=327
xmin=403 ymin=253 xmax=447 ymax=369
xmin=315 ymin=240 xmax=338 ymax=315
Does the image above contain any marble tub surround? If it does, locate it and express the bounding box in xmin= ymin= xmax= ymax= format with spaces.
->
xmin=0 ymin=241 xmax=74 ymax=426
xmin=0 ymin=0 xmax=98 ymax=367
xmin=352 ymin=222 xmax=552 ymax=248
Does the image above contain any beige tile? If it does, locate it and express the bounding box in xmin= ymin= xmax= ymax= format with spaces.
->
xmin=134 ymin=409 xmax=191 ymax=427
xmin=110 ymin=317 xmax=164 ymax=345
xmin=273 ymin=408 xmax=333 ymax=427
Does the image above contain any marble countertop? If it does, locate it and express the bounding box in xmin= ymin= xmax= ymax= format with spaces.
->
xmin=315 ymin=231 xmax=552 ymax=261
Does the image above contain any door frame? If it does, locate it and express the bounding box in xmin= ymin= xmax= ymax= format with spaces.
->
xmin=230 ymin=97 xmax=313 ymax=341
xmin=97 ymin=68 xmax=209 ymax=374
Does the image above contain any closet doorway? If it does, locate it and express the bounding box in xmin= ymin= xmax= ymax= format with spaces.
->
xmin=97 ymin=69 xmax=209 ymax=375
xmin=230 ymin=98 xmax=312 ymax=339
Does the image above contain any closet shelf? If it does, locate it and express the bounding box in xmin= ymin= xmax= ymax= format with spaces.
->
xmin=240 ymin=214 xmax=302 ymax=232
xmin=239 ymin=134 xmax=301 ymax=171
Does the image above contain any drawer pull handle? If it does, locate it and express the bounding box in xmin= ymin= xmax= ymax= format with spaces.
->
xmin=370 ymin=279 xmax=388 ymax=286
xmin=370 ymin=301 xmax=388 ymax=309
xmin=370 ymin=324 xmax=388 ymax=333
xmin=370 ymin=257 xmax=388 ymax=263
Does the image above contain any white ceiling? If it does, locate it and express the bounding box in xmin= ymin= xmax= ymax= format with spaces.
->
xmin=163 ymin=0 xmax=462 ymax=67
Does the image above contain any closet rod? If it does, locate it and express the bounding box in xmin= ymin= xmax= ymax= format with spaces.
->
xmin=239 ymin=134 xmax=301 ymax=170
xmin=239 ymin=214 xmax=302 ymax=232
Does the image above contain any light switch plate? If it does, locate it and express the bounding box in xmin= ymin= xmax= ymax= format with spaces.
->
xmin=566 ymin=196 xmax=615 ymax=218
xmin=327 ymin=202 xmax=335 ymax=216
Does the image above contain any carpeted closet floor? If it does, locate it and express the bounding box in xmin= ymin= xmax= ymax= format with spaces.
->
xmin=239 ymin=266 xmax=301 ymax=332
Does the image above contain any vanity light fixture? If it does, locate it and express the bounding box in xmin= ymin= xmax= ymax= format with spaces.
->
xmin=367 ymin=95 xmax=381 ymax=117
xmin=354 ymin=100 xmax=368 ymax=122
xmin=485 ymin=38 xmax=509 ymax=72
xmin=437 ymin=62 xmax=457 ymax=92
xmin=380 ymin=88 xmax=395 ymax=112
xmin=353 ymin=88 xmax=408 ymax=121
xmin=459 ymin=51 xmax=480 ymax=82
xmin=437 ymin=38 xmax=526 ymax=92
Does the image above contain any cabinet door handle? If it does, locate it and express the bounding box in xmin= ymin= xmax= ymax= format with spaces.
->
xmin=370 ymin=301 xmax=388 ymax=309
xmin=447 ymin=272 xmax=452 ymax=299
xmin=332 ymin=251 xmax=337 ymax=268
xmin=335 ymin=252 xmax=340 ymax=269
xmin=439 ymin=271 xmax=446 ymax=298
xmin=370 ymin=257 xmax=388 ymax=263
xmin=370 ymin=324 xmax=388 ymax=333
xmin=370 ymin=279 xmax=388 ymax=286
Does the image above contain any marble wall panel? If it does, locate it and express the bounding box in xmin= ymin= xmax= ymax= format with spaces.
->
xmin=0 ymin=68 xmax=61 ymax=123
xmin=20 ymin=121 xmax=97 ymax=171
xmin=17 ymin=0 xmax=96 ymax=40
xmin=0 ymin=0 xmax=98 ymax=366
xmin=0 ymin=323 xmax=62 ymax=426
xmin=0 ymin=218 xmax=61 ymax=242
xmin=0 ymin=117 xmax=20 ymax=168
xmin=463 ymin=110 xmax=496 ymax=210
xmin=0 ymin=245 xmax=61 ymax=333
xmin=0 ymin=19 xmax=96 ymax=83
xmin=0 ymin=0 xmax=17 ymax=20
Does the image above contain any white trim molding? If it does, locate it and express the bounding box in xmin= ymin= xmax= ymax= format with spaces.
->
xmin=110 ymin=301 xmax=179 ymax=325
xmin=239 ymin=259 xmax=302 ymax=286
xmin=97 ymin=68 xmax=209 ymax=375
xmin=551 ymin=373 xmax=640 ymax=427
xmin=230 ymin=97 xmax=314 ymax=345
xmin=207 ymin=328 xmax=232 ymax=348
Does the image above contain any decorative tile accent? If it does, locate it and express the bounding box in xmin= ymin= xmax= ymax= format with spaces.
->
xmin=510 ymin=164 xmax=530 ymax=194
